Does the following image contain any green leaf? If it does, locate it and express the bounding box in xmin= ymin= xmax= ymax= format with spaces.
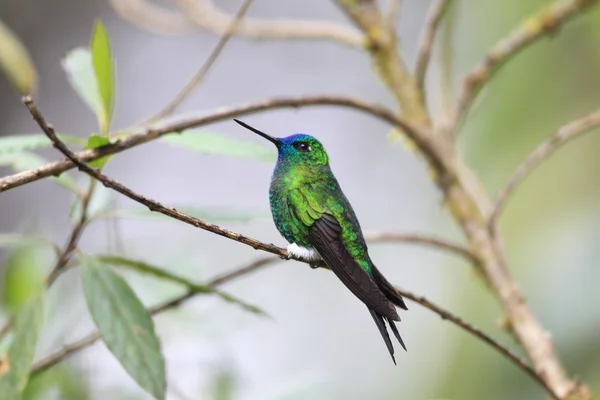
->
xmin=1 ymin=244 xmax=44 ymax=313
xmin=0 ymin=153 xmax=79 ymax=193
xmin=0 ymin=134 xmax=83 ymax=155
xmin=0 ymin=293 xmax=45 ymax=399
xmin=103 ymin=206 xmax=269 ymax=224
xmin=61 ymin=48 xmax=101 ymax=122
xmin=0 ymin=19 xmax=37 ymax=95
xmin=23 ymin=366 xmax=92 ymax=400
xmin=161 ymin=130 xmax=276 ymax=162
xmin=84 ymin=135 xmax=111 ymax=169
xmin=98 ymin=255 xmax=268 ymax=317
xmin=90 ymin=20 xmax=114 ymax=135
xmin=0 ymin=234 xmax=52 ymax=249
xmin=80 ymin=257 xmax=166 ymax=400
xmin=210 ymin=369 xmax=237 ymax=400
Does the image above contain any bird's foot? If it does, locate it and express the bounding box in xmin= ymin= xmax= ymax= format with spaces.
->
xmin=309 ymin=260 xmax=328 ymax=269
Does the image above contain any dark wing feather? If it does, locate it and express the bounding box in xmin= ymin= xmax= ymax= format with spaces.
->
xmin=369 ymin=308 xmax=396 ymax=364
xmin=387 ymin=317 xmax=407 ymax=352
xmin=372 ymin=265 xmax=408 ymax=311
xmin=308 ymin=214 xmax=399 ymax=321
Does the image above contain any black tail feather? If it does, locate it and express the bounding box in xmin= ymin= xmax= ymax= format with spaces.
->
xmin=387 ymin=317 xmax=407 ymax=352
xmin=368 ymin=308 xmax=396 ymax=365
xmin=371 ymin=265 xmax=408 ymax=311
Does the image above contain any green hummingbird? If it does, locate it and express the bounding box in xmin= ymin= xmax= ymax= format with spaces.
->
xmin=234 ymin=119 xmax=408 ymax=364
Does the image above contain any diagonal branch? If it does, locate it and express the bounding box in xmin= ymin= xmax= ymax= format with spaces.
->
xmin=108 ymin=0 xmax=363 ymax=47
xmin=148 ymin=0 xmax=254 ymax=121
xmin=1 ymin=95 xmax=437 ymax=193
xmin=414 ymin=0 xmax=453 ymax=95
xmin=21 ymin=95 xmax=464 ymax=262
xmin=489 ymin=108 xmax=600 ymax=230
xmin=448 ymin=0 xmax=598 ymax=136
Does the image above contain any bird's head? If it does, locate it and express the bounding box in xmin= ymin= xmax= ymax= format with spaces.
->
xmin=234 ymin=119 xmax=329 ymax=166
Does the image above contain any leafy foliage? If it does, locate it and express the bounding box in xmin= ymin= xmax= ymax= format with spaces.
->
xmin=0 ymin=294 xmax=45 ymax=399
xmin=161 ymin=129 xmax=276 ymax=162
xmin=80 ymin=256 xmax=166 ymax=400
xmin=0 ymin=19 xmax=37 ymax=94
xmin=98 ymin=255 xmax=268 ymax=317
xmin=1 ymin=244 xmax=45 ymax=313
xmin=90 ymin=20 xmax=114 ymax=135
xmin=0 ymin=134 xmax=83 ymax=155
xmin=0 ymin=152 xmax=79 ymax=192
xmin=84 ymin=134 xmax=112 ymax=169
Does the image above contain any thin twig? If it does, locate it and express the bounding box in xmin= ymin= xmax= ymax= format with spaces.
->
xmin=395 ymin=287 xmax=559 ymax=400
xmin=46 ymin=179 xmax=95 ymax=285
xmin=385 ymin=0 xmax=402 ymax=30
xmin=1 ymin=95 xmax=435 ymax=193
xmin=149 ymin=0 xmax=254 ymax=121
xmin=448 ymin=0 xmax=598 ymax=136
xmin=363 ymin=231 xmax=477 ymax=263
xmin=489 ymin=108 xmax=600 ymax=230
xmin=109 ymin=0 xmax=362 ymax=46
xmin=438 ymin=0 xmax=455 ymax=122
xmin=414 ymin=0 xmax=452 ymax=94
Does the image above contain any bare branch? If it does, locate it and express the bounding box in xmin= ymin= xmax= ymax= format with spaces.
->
xmin=385 ymin=0 xmax=402 ymax=29
xmin=489 ymin=108 xmax=600 ymax=229
xmin=334 ymin=0 xmax=430 ymax=125
xmin=107 ymin=0 xmax=197 ymax=36
xmin=132 ymin=0 xmax=363 ymax=47
xmin=364 ymin=231 xmax=477 ymax=263
xmin=449 ymin=0 xmax=598 ymax=135
xmin=414 ymin=0 xmax=452 ymax=94
xmin=149 ymin=0 xmax=254 ymax=121
xmin=1 ymin=95 xmax=437 ymax=193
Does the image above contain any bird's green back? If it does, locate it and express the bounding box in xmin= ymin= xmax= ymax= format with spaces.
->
xmin=269 ymin=161 xmax=374 ymax=277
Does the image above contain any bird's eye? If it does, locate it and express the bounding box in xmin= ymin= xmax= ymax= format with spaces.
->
xmin=294 ymin=142 xmax=311 ymax=152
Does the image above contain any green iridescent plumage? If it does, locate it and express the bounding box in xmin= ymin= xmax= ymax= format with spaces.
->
xmin=234 ymin=119 xmax=408 ymax=364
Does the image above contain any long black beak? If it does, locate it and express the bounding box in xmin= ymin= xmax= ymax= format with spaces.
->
xmin=233 ymin=119 xmax=281 ymax=147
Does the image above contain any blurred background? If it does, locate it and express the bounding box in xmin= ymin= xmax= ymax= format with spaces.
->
xmin=1 ymin=0 xmax=600 ymax=399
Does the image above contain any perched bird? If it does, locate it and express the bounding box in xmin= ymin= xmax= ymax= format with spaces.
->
xmin=234 ymin=119 xmax=408 ymax=364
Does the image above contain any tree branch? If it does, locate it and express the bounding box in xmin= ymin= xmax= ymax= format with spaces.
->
xmin=107 ymin=0 xmax=197 ymax=36
xmin=489 ymin=108 xmax=600 ymax=230
xmin=110 ymin=0 xmax=364 ymax=47
xmin=363 ymin=231 xmax=477 ymax=263
xmin=414 ymin=0 xmax=453 ymax=95
xmin=148 ymin=0 xmax=254 ymax=122
xmin=334 ymin=0 xmax=430 ymax=126
xmin=1 ymin=95 xmax=438 ymax=193
xmin=448 ymin=0 xmax=598 ymax=135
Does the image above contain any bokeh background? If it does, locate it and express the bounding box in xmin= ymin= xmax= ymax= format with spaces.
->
xmin=1 ymin=0 xmax=600 ymax=399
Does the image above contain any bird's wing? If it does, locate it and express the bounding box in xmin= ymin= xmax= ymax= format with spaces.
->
xmin=307 ymin=213 xmax=399 ymax=321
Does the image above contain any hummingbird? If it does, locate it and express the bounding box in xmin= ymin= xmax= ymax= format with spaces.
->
xmin=234 ymin=119 xmax=408 ymax=364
